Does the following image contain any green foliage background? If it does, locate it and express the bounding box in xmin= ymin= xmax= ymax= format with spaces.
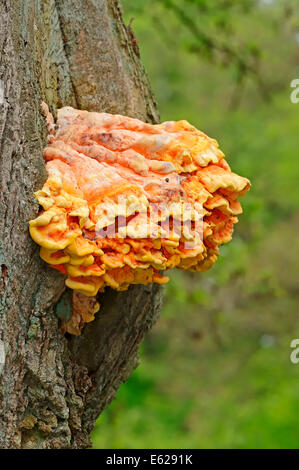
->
xmin=92 ymin=0 xmax=299 ymax=449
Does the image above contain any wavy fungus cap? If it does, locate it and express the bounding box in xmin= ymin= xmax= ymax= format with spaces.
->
xmin=29 ymin=104 xmax=250 ymax=334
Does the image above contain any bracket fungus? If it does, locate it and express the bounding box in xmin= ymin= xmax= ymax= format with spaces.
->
xmin=29 ymin=104 xmax=250 ymax=334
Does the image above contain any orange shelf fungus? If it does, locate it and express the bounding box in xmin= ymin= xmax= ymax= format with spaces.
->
xmin=29 ymin=104 xmax=250 ymax=334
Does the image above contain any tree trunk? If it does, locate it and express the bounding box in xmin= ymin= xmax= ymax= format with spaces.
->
xmin=0 ymin=0 xmax=163 ymax=449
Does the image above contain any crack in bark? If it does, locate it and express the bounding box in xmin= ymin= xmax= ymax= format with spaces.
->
xmin=54 ymin=0 xmax=80 ymax=110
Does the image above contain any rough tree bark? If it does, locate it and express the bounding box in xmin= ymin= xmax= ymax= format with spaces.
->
xmin=0 ymin=0 xmax=164 ymax=449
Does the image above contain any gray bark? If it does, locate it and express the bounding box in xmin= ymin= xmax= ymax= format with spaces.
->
xmin=0 ymin=0 xmax=163 ymax=449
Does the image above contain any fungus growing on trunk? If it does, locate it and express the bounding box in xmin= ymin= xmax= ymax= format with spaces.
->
xmin=29 ymin=104 xmax=250 ymax=334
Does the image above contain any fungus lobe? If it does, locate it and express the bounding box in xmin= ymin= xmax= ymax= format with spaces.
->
xmin=29 ymin=104 xmax=250 ymax=334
